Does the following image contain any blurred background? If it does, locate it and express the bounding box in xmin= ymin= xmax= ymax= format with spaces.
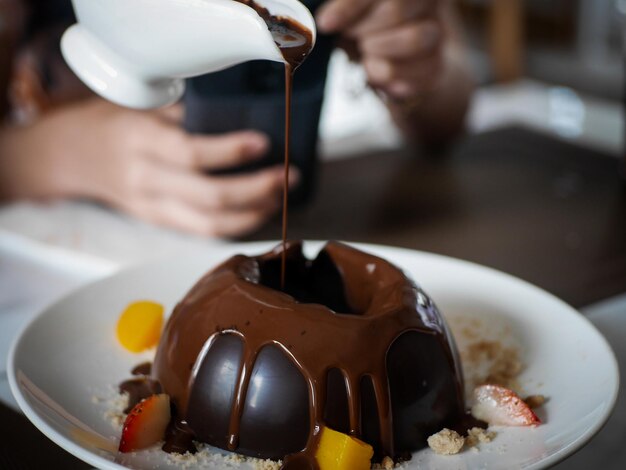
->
xmin=1 ymin=0 xmax=624 ymax=157
xmin=0 ymin=1 xmax=625 ymax=469
xmin=319 ymin=0 xmax=625 ymax=159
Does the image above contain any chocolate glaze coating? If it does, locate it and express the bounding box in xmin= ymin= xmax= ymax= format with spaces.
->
xmin=152 ymin=242 xmax=465 ymax=466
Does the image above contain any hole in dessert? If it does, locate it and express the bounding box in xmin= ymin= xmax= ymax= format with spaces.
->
xmin=257 ymin=244 xmax=357 ymax=314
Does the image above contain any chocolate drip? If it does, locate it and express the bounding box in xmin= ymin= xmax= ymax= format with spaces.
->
xmin=227 ymin=342 xmax=259 ymax=450
xmin=152 ymin=242 xmax=465 ymax=467
xmin=345 ymin=373 xmax=360 ymax=435
xmin=372 ymin=371 xmax=394 ymax=458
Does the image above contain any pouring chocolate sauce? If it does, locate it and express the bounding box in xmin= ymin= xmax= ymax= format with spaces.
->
xmin=237 ymin=0 xmax=314 ymax=288
xmin=122 ymin=3 xmax=466 ymax=469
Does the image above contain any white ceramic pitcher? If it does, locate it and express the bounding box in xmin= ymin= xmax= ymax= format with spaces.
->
xmin=61 ymin=0 xmax=316 ymax=109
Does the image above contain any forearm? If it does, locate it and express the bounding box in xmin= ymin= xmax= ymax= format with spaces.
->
xmin=0 ymin=126 xmax=37 ymax=200
xmin=0 ymin=125 xmax=58 ymax=201
xmin=0 ymin=105 xmax=91 ymax=203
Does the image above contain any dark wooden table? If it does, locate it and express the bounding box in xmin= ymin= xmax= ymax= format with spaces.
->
xmin=3 ymin=126 xmax=625 ymax=468
xmin=253 ymin=126 xmax=626 ymax=309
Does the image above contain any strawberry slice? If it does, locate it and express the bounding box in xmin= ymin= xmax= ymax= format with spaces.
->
xmin=471 ymin=384 xmax=541 ymax=426
xmin=119 ymin=394 xmax=171 ymax=452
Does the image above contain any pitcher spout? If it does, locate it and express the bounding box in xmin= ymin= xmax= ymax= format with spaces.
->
xmin=61 ymin=0 xmax=316 ymax=109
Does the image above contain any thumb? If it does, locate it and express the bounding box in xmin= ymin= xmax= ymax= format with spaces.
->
xmin=316 ymin=0 xmax=374 ymax=33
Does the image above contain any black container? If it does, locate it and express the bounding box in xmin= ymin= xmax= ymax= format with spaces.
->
xmin=183 ymin=3 xmax=334 ymax=204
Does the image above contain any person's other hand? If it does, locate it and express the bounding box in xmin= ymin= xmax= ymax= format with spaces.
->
xmin=316 ymin=0 xmax=445 ymax=100
xmin=0 ymin=98 xmax=296 ymax=237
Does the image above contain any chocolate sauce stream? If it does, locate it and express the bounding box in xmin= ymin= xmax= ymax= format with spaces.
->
xmin=146 ymin=3 xmax=464 ymax=467
xmin=236 ymin=0 xmax=313 ymax=289
xmin=118 ymin=4 xmax=465 ymax=466
xmin=275 ymin=22 xmax=309 ymax=290
xmin=281 ymin=65 xmax=292 ymax=290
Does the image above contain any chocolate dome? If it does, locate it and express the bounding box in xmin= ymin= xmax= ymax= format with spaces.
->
xmin=152 ymin=242 xmax=464 ymax=465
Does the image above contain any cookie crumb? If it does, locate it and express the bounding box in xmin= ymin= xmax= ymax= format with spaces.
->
xmin=524 ymin=394 xmax=546 ymax=408
xmin=104 ymin=410 xmax=125 ymax=428
xmin=382 ymin=456 xmax=395 ymax=469
xmin=253 ymin=458 xmax=281 ymax=470
xmin=465 ymin=427 xmax=496 ymax=447
xmin=163 ymin=443 xmax=281 ymax=469
xmin=464 ymin=340 xmax=523 ymax=391
xmin=427 ymin=428 xmax=464 ymax=455
xmin=372 ymin=456 xmax=394 ymax=469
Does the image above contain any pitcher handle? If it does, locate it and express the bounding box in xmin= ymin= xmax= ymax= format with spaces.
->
xmin=61 ymin=24 xmax=185 ymax=109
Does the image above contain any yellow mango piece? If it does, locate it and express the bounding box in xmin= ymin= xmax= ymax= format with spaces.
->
xmin=315 ymin=426 xmax=374 ymax=470
xmin=116 ymin=301 xmax=164 ymax=352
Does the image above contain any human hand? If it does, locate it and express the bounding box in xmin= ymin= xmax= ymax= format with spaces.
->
xmin=316 ymin=0 xmax=446 ymax=99
xmin=0 ymin=98 xmax=296 ymax=237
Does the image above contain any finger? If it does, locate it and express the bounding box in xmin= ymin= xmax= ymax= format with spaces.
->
xmin=205 ymin=205 xmax=281 ymax=238
xmin=346 ymin=0 xmax=438 ymax=38
xmin=205 ymin=164 xmax=300 ymax=210
xmin=190 ymin=130 xmax=270 ymax=170
xmin=360 ymin=20 xmax=442 ymax=60
xmin=148 ymin=129 xmax=270 ymax=170
xmin=316 ymin=0 xmax=375 ymax=33
xmin=364 ymin=52 xmax=443 ymax=86
xmin=385 ymin=62 xmax=443 ymax=97
xmin=144 ymin=163 xmax=300 ymax=211
xmin=363 ymin=54 xmax=443 ymax=96
xmin=133 ymin=196 xmax=279 ymax=238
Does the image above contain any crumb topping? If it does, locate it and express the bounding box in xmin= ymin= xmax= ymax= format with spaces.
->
xmin=163 ymin=444 xmax=282 ymax=469
xmin=464 ymin=339 xmax=523 ymax=391
xmin=371 ymin=456 xmax=395 ymax=469
xmin=450 ymin=315 xmax=526 ymax=395
xmin=465 ymin=427 xmax=496 ymax=448
xmin=427 ymin=428 xmax=465 ymax=455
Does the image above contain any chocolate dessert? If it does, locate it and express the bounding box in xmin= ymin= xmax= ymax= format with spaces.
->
xmin=151 ymin=241 xmax=465 ymax=467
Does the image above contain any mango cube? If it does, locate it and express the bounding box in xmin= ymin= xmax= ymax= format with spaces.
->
xmin=315 ymin=426 xmax=374 ymax=470
xmin=116 ymin=301 xmax=164 ymax=352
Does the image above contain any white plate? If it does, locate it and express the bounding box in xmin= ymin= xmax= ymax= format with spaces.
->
xmin=8 ymin=241 xmax=619 ymax=470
